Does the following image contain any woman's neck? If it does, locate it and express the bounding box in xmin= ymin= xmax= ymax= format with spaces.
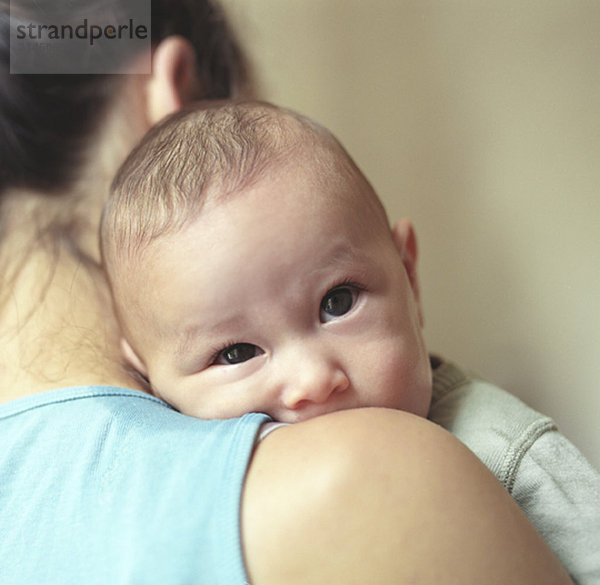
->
xmin=0 ymin=88 xmax=152 ymax=403
xmin=0 ymin=190 xmax=146 ymax=404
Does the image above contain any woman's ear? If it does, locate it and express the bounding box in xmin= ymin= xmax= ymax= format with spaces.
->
xmin=391 ymin=218 xmax=425 ymax=327
xmin=120 ymin=337 xmax=149 ymax=379
xmin=146 ymin=35 xmax=197 ymax=124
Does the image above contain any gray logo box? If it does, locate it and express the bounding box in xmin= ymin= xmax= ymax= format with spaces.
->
xmin=10 ymin=0 xmax=151 ymax=74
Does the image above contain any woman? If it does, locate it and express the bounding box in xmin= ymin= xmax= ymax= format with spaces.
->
xmin=0 ymin=1 xmax=573 ymax=583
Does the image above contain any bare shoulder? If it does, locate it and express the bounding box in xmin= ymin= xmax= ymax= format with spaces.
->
xmin=242 ymin=407 xmax=573 ymax=585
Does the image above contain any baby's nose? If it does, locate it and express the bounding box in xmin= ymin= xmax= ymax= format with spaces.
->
xmin=281 ymin=354 xmax=350 ymax=412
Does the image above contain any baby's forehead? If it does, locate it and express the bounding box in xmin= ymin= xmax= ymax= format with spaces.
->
xmin=238 ymin=141 xmax=389 ymax=231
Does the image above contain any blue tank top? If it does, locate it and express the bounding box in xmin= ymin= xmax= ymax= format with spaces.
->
xmin=0 ymin=386 xmax=269 ymax=584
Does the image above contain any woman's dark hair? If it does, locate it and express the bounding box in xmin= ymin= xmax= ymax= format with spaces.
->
xmin=0 ymin=0 xmax=249 ymax=194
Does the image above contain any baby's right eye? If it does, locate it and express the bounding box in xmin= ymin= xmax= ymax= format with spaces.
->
xmin=214 ymin=343 xmax=263 ymax=365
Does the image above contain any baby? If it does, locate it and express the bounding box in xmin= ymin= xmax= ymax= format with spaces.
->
xmin=101 ymin=100 xmax=433 ymax=423
xmin=101 ymin=101 xmax=599 ymax=584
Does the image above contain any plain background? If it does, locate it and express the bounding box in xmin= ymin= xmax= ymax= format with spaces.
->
xmin=222 ymin=0 xmax=599 ymax=469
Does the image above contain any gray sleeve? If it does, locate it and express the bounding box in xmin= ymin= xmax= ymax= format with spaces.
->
xmin=510 ymin=429 xmax=600 ymax=585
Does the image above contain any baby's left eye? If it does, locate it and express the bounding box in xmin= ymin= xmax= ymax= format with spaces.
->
xmin=319 ymin=286 xmax=359 ymax=323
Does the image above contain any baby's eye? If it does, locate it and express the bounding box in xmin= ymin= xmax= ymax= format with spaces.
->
xmin=320 ymin=286 xmax=358 ymax=323
xmin=215 ymin=343 xmax=263 ymax=365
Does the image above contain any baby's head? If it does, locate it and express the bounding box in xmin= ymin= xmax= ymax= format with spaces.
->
xmin=101 ymin=101 xmax=432 ymax=422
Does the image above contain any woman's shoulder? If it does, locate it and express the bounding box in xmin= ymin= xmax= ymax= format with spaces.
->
xmin=243 ymin=407 xmax=573 ymax=585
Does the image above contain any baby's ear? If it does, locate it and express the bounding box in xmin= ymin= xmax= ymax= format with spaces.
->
xmin=391 ymin=219 xmax=425 ymax=327
xmin=120 ymin=337 xmax=149 ymax=379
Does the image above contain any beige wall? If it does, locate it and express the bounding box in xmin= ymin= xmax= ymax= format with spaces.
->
xmin=223 ymin=0 xmax=600 ymax=468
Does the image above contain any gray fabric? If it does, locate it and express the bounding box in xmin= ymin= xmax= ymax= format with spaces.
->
xmin=429 ymin=359 xmax=600 ymax=585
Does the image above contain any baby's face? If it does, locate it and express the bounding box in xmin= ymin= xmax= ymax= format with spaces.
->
xmin=129 ymin=159 xmax=432 ymax=422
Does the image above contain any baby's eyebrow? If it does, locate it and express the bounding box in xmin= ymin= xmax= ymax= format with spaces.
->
xmin=324 ymin=246 xmax=376 ymax=282
xmin=322 ymin=242 xmax=365 ymax=267
xmin=174 ymin=315 xmax=247 ymax=360
xmin=173 ymin=328 xmax=200 ymax=361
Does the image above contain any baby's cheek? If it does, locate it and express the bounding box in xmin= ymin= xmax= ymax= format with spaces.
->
xmin=358 ymin=342 xmax=407 ymax=407
xmin=371 ymin=341 xmax=428 ymax=414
